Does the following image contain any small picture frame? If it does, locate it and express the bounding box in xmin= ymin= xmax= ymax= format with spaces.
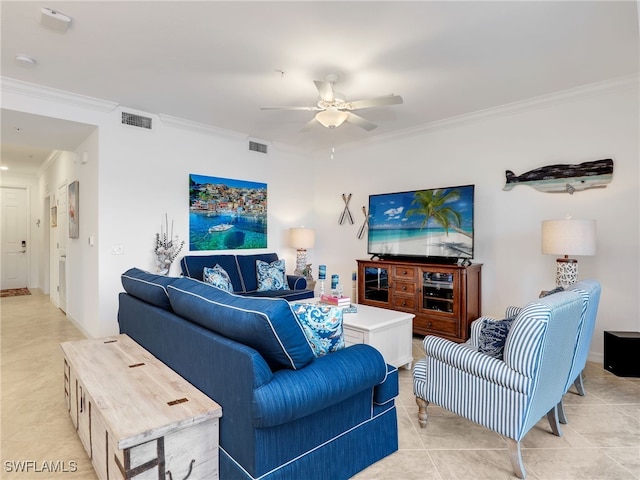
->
xmin=50 ymin=206 xmax=57 ymax=227
xmin=68 ymin=180 xmax=79 ymax=238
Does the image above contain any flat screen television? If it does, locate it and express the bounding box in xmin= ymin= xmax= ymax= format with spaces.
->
xmin=367 ymin=184 xmax=475 ymax=261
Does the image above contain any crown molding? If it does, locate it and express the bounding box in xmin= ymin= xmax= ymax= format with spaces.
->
xmin=1 ymin=77 xmax=118 ymax=112
xmin=158 ymin=113 xmax=246 ymax=140
xmin=352 ymin=74 xmax=640 ymax=149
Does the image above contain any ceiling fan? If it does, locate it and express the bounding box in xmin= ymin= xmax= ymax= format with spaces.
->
xmin=261 ymin=74 xmax=403 ymax=132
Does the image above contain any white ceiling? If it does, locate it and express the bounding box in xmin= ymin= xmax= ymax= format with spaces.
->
xmin=1 ymin=1 xmax=638 ymax=174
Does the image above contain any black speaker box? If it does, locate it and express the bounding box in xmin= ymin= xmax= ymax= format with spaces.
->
xmin=603 ymin=331 xmax=640 ymax=377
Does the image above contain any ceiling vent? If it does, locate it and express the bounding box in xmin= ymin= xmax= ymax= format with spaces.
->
xmin=121 ymin=112 xmax=152 ymax=130
xmin=249 ymin=140 xmax=268 ymax=154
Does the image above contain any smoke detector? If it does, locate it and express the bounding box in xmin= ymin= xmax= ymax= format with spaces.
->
xmin=40 ymin=8 xmax=71 ymax=32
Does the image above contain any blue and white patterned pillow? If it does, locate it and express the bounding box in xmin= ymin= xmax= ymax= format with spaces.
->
xmin=477 ymin=317 xmax=515 ymax=359
xmin=291 ymin=303 xmax=344 ymax=357
xmin=203 ymin=264 xmax=233 ymax=292
xmin=256 ymin=259 xmax=287 ymax=291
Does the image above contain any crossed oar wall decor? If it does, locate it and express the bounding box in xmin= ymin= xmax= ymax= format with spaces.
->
xmin=339 ymin=194 xmax=369 ymax=240
xmin=339 ymin=193 xmax=354 ymax=225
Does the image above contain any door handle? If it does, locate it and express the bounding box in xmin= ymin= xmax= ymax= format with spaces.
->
xmin=19 ymin=250 xmax=26 ymax=253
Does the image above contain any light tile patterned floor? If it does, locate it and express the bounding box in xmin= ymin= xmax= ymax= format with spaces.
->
xmin=1 ymin=291 xmax=639 ymax=479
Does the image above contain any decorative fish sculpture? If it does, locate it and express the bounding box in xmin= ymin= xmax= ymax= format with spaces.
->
xmin=503 ymin=159 xmax=613 ymax=194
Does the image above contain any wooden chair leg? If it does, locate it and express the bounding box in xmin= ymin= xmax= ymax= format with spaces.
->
xmin=546 ymin=405 xmax=562 ymax=436
xmin=505 ymin=438 xmax=526 ymax=479
xmin=415 ymin=397 xmax=429 ymax=428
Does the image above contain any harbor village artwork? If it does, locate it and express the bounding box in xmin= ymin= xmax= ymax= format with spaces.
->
xmin=189 ymin=174 xmax=268 ymax=251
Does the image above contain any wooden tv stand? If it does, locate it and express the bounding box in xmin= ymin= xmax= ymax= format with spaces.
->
xmin=356 ymin=259 xmax=482 ymax=342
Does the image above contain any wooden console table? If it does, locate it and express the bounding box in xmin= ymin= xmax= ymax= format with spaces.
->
xmin=61 ymin=334 xmax=222 ymax=480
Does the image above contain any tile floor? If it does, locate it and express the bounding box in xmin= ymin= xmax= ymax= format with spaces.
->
xmin=1 ymin=291 xmax=639 ymax=479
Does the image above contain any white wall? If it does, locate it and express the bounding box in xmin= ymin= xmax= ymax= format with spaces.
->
xmin=3 ymin=76 xmax=637 ymax=361
xmin=95 ymin=111 xmax=314 ymax=336
xmin=312 ymin=78 xmax=639 ymax=361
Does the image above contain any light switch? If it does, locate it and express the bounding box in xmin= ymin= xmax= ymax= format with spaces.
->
xmin=88 ymin=236 xmax=95 ymax=246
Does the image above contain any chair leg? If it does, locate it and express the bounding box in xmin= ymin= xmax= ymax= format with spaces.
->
xmin=505 ymin=438 xmax=526 ymax=479
xmin=415 ymin=397 xmax=429 ymax=428
xmin=557 ymin=398 xmax=568 ymax=425
xmin=573 ymin=372 xmax=585 ymax=396
xmin=546 ymin=405 xmax=563 ymax=436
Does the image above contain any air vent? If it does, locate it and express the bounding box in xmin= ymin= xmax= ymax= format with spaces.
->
xmin=249 ymin=141 xmax=268 ymax=154
xmin=121 ymin=112 xmax=152 ymax=129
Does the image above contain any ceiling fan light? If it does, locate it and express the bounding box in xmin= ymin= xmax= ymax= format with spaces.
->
xmin=315 ymin=108 xmax=349 ymax=129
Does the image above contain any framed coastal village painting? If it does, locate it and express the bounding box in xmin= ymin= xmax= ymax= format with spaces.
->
xmin=189 ymin=174 xmax=267 ymax=251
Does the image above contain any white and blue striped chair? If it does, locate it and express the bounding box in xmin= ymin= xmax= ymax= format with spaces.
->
xmin=413 ymin=290 xmax=585 ymax=479
xmin=558 ymin=280 xmax=601 ymax=422
xmin=475 ymin=280 xmax=601 ymax=424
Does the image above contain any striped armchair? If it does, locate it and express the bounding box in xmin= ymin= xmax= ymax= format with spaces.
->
xmin=560 ymin=280 xmax=601 ymax=414
xmin=413 ymin=290 xmax=585 ymax=479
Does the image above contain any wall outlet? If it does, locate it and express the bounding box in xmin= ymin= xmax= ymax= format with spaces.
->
xmin=111 ymin=244 xmax=124 ymax=255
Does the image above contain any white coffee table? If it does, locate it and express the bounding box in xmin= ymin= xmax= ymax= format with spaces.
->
xmin=297 ymin=299 xmax=414 ymax=369
xmin=343 ymin=304 xmax=414 ymax=369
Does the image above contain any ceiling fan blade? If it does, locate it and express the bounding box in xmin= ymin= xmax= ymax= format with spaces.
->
xmin=299 ymin=118 xmax=318 ymax=133
xmin=346 ymin=95 xmax=403 ymax=110
xmin=313 ymin=80 xmax=335 ymax=103
xmin=261 ymin=106 xmax=322 ymax=111
xmin=346 ymin=113 xmax=378 ymax=131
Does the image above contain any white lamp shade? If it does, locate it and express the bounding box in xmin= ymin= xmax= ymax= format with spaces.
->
xmin=289 ymin=228 xmax=315 ymax=249
xmin=315 ymin=108 xmax=349 ymax=129
xmin=541 ymin=219 xmax=596 ymax=256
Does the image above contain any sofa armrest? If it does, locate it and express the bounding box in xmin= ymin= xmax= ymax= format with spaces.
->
xmin=287 ymin=274 xmax=307 ymax=290
xmin=422 ymin=335 xmax=530 ymax=394
xmin=252 ymin=344 xmax=388 ymax=428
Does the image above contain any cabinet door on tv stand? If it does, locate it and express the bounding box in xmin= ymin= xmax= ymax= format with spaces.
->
xmin=358 ymin=262 xmax=392 ymax=307
xmin=418 ymin=266 xmax=461 ymax=319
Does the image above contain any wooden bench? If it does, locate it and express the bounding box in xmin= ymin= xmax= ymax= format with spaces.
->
xmin=61 ymin=334 xmax=222 ymax=480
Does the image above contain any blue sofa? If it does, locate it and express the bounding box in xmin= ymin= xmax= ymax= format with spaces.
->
xmin=118 ymin=268 xmax=399 ymax=480
xmin=180 ymin=252 xmax=314 ymax=301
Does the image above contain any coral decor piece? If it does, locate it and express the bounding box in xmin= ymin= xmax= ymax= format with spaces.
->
xmin=154 ymin=214 xmax=185 ymax=275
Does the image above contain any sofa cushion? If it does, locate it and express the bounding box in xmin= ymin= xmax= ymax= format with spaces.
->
xmin=180 ymin=254 xmax=243 ymax=291
xmin=121 ymin=268 xmax=179 ymax=310
xmin=477 ymin=317 xmax=515 ymax=359
xmin=167 ymin=277 xmax=314 ymax=370
xmin=256 ymin=259 xmax=287 ymax=292
xmin=203 ymin=264 xmax=234 ymax=292
xmin=290 ymin=303 xmax=344 ymax=357
xmin=236 ymin=253 xmax=279 ymax=292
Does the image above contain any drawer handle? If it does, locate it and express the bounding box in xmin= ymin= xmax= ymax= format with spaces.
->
xmin=402 ymin=301 xmax=407 ymax=307
xmin=402 ymin=285 xmax=407 ymax=291
xmin=402 ymin=270 xmax=407 ymax=275
xmin=428 ymin=322 xmax=433 ymax=327
xmin=167 ymin=459 xmax=195 ymax=480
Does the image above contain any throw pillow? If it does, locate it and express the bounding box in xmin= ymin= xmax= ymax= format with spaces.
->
xmin=477 ymin=317 xmax=515 ymax=359
xmin=256 ymin=259 xmax=287 ymax=291
xmin=203 ymin=264 xmax=233 ymax=292
xmin=290 ymin=303 xmax=345 ymax=357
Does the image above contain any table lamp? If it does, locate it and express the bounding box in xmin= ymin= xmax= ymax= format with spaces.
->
xmin=289 ymin=227 xmax=315 ymax=278
xmin=541 ymin=218 xmax=596 ymax=288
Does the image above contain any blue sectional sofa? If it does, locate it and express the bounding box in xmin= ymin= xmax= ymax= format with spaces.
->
xmin=180 ymin=252 xmax=314 ymax=301
xmin=118 ymin=268 xmax=399 ymax=480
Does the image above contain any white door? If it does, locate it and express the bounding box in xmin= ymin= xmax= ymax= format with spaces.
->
xmin=0 ymin=187 xmax=28 ymax=290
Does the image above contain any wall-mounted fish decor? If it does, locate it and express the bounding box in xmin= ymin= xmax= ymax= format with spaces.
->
xmin=503 ymin=159 xmax=613 ymax=194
